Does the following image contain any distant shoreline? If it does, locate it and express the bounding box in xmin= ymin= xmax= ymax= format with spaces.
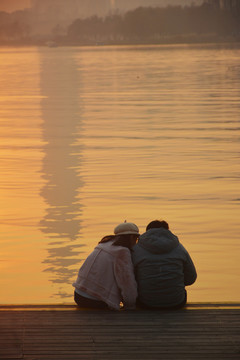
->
xmin=1 ymin=36 xmax=240 ymax=48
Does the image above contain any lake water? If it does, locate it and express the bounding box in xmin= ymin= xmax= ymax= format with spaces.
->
xmin=0 ymin=44 xmax=239 ymax=304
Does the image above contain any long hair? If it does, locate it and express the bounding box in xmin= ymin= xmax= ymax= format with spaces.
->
xmin=99 ymin=235 xmax=115 ymax=244
xmin=99 ymin=234 xmax=137 ymax=250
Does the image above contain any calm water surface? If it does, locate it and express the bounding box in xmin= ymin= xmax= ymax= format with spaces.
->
xmin=0 ymin=44 xmax=239 ymax=304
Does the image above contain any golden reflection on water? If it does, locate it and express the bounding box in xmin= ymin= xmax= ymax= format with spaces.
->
xmin=38 ymin=48 xmax=84 ymax=295
xmin=0 ymin=45 xmax=239 ymax=304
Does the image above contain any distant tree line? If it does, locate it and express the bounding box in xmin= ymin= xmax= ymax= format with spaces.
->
xmin=0 ymin=4 xmax=240 ymax=44
xmin=67 ymin=5 xmax=240 ymax=43
xmin=0 ymin=11 xmax=30 ymax=41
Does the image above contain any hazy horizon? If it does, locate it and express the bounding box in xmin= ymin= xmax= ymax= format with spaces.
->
xmin=0 ymin=0 xmax=31 ymax=12
xmin=0 ymin=0 xmax=204 ymax=13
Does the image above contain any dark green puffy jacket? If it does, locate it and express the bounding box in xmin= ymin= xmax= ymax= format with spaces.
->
xmin=132 ymin=228 xmax=197 ymax=307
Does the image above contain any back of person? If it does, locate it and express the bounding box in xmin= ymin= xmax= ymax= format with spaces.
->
xmin=132 ymin=220 xmax=197 ymax=309
xmin=73 ymin=240 xmax=137 ymax=310
xmin=73 ymin=221 xmax=139 ymax=310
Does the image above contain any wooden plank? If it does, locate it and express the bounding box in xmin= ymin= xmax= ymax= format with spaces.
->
xmin=24 ymin=356 xmax=234 ymax=359
xmin=0 ymin=305 xmax=239 ymax=360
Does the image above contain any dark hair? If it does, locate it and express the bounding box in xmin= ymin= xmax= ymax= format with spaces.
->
xmin=99 ymin=235 xmax=115 ymax=244
xmin=99 ymin=234 xmax=138 ymax=250
xmin=146 ymin=220 xmax=169 ymax=231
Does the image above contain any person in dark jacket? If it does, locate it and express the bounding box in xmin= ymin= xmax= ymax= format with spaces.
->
xmin=132 ymin=220 xmax=197 ymax=309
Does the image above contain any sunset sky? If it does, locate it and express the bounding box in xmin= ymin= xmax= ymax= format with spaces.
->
xmin=0 ymin=0 xmax=31 ymax=12
xmin=0 ymin=0 xmax=203 ymax=13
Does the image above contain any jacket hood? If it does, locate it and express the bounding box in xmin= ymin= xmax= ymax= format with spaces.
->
xmin=138 ymin=228 xmax=179 ymax=254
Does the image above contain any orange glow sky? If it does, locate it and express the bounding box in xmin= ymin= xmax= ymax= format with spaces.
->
xmin=0 ymin=0 xmax=31 ymax=12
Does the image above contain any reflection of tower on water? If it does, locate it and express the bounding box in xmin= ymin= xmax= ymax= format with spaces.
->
xmin=39 ymin=48 xmax=84 ymax=298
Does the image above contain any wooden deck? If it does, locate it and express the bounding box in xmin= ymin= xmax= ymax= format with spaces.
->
xmin=0 ymin=303 xmax=239 ymax=360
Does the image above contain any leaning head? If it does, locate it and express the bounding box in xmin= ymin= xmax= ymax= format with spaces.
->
xmin=146 ymin=220 xmax=169 ymax=231
xmin=114 ymin=221 xmax=140 ymax=237
xmin=113 ymin=221 xmax=140 ymax=249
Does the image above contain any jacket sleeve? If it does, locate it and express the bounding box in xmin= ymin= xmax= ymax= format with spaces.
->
xmin=114 ymin=249 xmax=138 ymax=309
xmin=183 ymin=248 xmax=197 ymax=286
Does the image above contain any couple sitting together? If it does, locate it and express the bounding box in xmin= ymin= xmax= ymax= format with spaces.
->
xmin=73 ymin=220 xmax=197 ymax=310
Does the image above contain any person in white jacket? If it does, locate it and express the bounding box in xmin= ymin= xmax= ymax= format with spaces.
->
xmin=73 ymin=221 xmax=139 ymax=310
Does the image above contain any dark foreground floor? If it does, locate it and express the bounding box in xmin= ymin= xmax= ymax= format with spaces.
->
xmin=0 ymin=303 xmax=239 ymax=360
